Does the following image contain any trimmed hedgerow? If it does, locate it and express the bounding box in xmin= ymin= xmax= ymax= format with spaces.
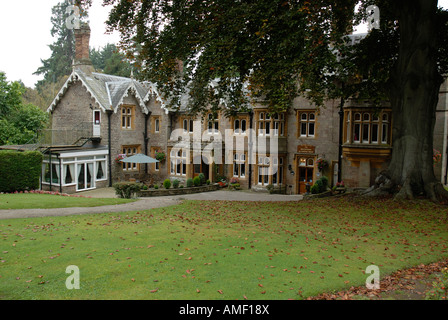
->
xmin=0 ymin=151 xmax=43 ymax=193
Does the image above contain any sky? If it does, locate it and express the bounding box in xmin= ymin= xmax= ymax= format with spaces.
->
xmin=0 ymin=0 xmax=120 ymax=88
xmin=0 ymin=0 xmax=448 ymax=89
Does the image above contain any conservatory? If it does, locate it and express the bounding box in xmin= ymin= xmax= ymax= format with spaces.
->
xmin=41 ymin=147 xmax=109 ymax=194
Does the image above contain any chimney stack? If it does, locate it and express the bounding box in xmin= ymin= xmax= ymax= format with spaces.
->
xmin=73 ymin=23 xmax=94 ymax=74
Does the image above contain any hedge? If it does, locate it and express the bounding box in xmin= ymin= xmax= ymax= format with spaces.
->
xmin=113 ymin=182 xmax=144 ymax=199
xmin=0 ymin=150 xmax=43 ymax=193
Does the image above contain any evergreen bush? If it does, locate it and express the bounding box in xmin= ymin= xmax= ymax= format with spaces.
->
xmin=193 ymin=176 xmax=201 ymax=187
xmin=163 ymin=179 xmax=171 ymax=189
xmin=198 ymin=173 xmax=206 ymax=185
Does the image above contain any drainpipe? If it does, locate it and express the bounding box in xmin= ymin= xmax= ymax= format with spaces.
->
xmin=248 ymin=110 xmax=254 ymax=190
xmin=442 ymin=80 xmax=448 ymax=185
xmin=107 ymin=110 xmax=113 ymax=187
xmin=338 ymin=97 xmax=345 ymax=183
xmin=144 ymin=112 xmax=152 ymax=174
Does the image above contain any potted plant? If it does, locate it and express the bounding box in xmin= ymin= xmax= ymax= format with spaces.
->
xmin=316 ymin=158 xmax=328 ymax=171
xmin=332 ymin=181 xmax=346 ymax=194
xmin=155 ymin=151 xmax=166 ymax=162
xmin=228 ymin=177 xmax=241 ymax=190
xmin=218 ymin=179 xmax=227 ymax=188
xmin=115 ymin=154 xmax=126 ymax=164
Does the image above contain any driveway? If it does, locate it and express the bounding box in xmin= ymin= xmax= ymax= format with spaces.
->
xmin=0 ymin=188 xmax=303 ymax=220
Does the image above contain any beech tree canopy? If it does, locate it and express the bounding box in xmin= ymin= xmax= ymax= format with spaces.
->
xmin=76 ymin=0 xmax=448 ymax=202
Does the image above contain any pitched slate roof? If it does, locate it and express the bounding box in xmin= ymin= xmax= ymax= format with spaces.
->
xmin=47 ymin=67 xmax=257 ymax=115
xmin=47 ymin=67 xmax=155 ymax=114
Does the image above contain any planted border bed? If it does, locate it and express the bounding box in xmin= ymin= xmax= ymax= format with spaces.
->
xmin=138 ymin=183 xmax=220 ymax=197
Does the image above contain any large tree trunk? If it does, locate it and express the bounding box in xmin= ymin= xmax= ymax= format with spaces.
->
xmin=365 ymin=0 xmax=448 ymax=202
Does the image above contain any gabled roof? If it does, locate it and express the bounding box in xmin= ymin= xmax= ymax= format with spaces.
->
xmin=47 ymin=67 xmax=154 ymax=114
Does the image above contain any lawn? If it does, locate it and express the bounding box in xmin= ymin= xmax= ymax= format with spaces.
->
xmin=0 ymin=195 xmax=447 ymax=300
xmin=0 ymin=193 xmax=135 ymax=210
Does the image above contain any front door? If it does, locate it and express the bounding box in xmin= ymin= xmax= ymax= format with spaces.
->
xmin=298 ymin=167 xmax=314 ymax=194
xmin=193 ymin=155 xmax=210 ymax=181
xmin=297 ymin=157 xmax=315 ymax=194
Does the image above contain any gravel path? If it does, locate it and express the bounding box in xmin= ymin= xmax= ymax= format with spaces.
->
xmin=0 ymin=189 xmax=303 ymax=220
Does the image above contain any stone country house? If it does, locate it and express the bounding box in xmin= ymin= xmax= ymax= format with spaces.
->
xmin=6 ymin=24 xmax=447 ymax=195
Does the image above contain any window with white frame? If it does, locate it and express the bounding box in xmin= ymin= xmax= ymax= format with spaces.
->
xmin=234 ymin=119 xmax=247 ymax=134
xmin=257 ymin=156 xmax=270 ymax=185
xmin=256 ymin=155 xmax=285 ymax=186
xmin=381 ymin=113 xmax=389 ymax=144
xmin=273 ymin=113 xmax=285 ymax=136
xmin=272 ymin=157 xmax=284 ymax=186
xmin=42 ymin=153 xmax=107 ymax=188
xmin=170 ymin=149 xmax=187 ymax=176
xmin=155 ymin=118 xmax=160 ymax=133
xmin=345 ymin=110 xmax=391 ymax=145
xmin=257 ymin=112 xmax=286 ymax=137
xmin=233 ymin=153 xmax=246 ymax=178
xmin=258 ymin=112 xmax=270 ymax=136
xmin=122 ymin=145 xmax=140 ymax=171
xmin=207 ymin=113 xmax=219 ymax=134
xmin=299 ymin=111 xmax=316 ymax=138
xmin=182 ymin=118 xmax=194 ymax=133
xmin=121 ymin=106 xmax=135 ymax=130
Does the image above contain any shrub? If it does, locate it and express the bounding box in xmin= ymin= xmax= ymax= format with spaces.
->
xmin=206 ymin=179 xmax=210 ymax=185
xmin=320 ymin=176 xmax=329 ymax=190
xmin=310 ymin=176 xmax=330 ymax=194
xmin=154 ymin=184 xmax=159 ymax=189
xmin=113 ymin=182 xmax=143 ymax=199
xmin=179 ymin=185 xmax=184 ymax=188
xmin=193 ymin=176 xmax=201 ymax=187
xmin=0 ymin=151 xmax=43 ymax=193
xmin=172 ymin=179 xmax=180 ymax=189
xmin=311 ymin=184 xmax=320 ymax=194
xmin=163 ymin=179 xmax=171 ymax=189
xmin=315 ymin=179 xmax=324 ymax=193
xmin=228 ymin=183 xmax=241 ymax=190
xmin=155 ymin=151 xmax=166 ymax=162
xmin=186 ymin=178 xmax=194 ymax=188
xmin=198 ymin=173 xmax=206 ymax=185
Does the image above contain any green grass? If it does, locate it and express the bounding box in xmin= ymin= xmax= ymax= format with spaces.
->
xmin=0 ymin=193 xmax=135 ymax=210
xmin=0 ymin=195 xmax=447 ymax=300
